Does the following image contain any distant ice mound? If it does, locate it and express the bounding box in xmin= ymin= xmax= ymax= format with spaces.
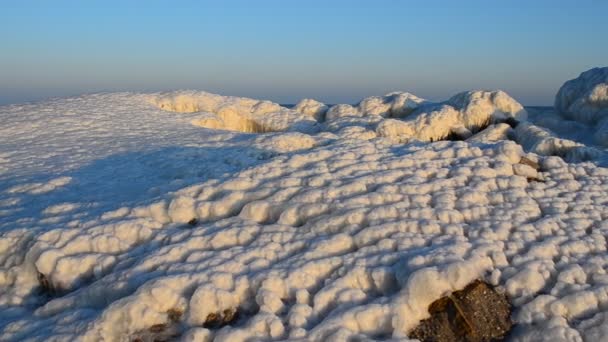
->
xmin=152 ymin=91 xmax=319 ymax=134
xmin=555 ymin=67 xmax=608 ymax=146
xmin=376 ymin=90 xmax=526 ymax=142
xmin=323 ymin=92 xmax=428 ymax=121
xmin=358 ymin=92 xmax=429 ymax=118
xmin=293 ymin=99 xmax=328 ymax=121
xmin=150 ymin=76 xmax=606 ymax=163
xmin=448 ymin=90 xmax=527 ymax=128
xmin=153 ymin=89 xmax=528 ymax=146
xmin=556 ymin=67 xmax=608 ymax=124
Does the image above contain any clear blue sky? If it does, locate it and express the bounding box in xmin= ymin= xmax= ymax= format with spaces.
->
xmin=1 ymin=0 xmax=606 ymax=106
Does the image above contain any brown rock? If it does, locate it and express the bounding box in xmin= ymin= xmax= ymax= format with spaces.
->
xmin=518 ymin=156 xmax=544 ymax=182
xmin=519 ymin=156 xmax=539 ymax=170
xmin=409 ymin=280 xmax=512 ymax=342
xmin=167 ymin=308 xmax=183 ymax=322
xmin=37 ymin=272 xmax=58 ymax=296
xmin=203 ymin=308 xmax=239 ymax=329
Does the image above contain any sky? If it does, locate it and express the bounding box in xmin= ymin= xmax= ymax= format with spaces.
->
xmin=0 ymin=0 xmax=607 ymax=106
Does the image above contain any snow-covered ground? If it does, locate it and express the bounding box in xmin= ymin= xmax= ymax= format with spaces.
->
xmin=1 ymin=68 xmax=607 ymax=341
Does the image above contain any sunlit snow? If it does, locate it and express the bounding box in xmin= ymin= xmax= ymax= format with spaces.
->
xmin=1 ymin=68 xmax=608 ymax=341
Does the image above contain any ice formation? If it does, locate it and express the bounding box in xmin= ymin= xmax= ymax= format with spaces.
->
xmin=555 ymin=67 xmax=608 ymax=125
xmin=293 ymin=99 xmax=328 ymax=122
xmin=153 ymin=91 xmax=319 ymax=134
xmin=0 ymin=68 xmax=608 ymax=341
xmin=555 ymin=67 xmax=608 ymax=147
xmin=375 ymin=90 xmax=526 ymax=143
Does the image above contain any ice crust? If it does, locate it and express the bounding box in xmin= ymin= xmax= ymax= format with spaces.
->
xmin=0 ymin=69 xmax=608 ymax=341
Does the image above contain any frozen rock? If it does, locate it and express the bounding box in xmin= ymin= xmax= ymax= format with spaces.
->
xmin=357 ymin=92 xmax=428 ymax=118
xmin=325 ymin=104 xmax=361 ymax=121
xmin=555 ymin=67 xmax=608 ymax=147
xmin=448 ymin=90 xmax=528 ymax=129
xmin=385 ymin=92 xmax=429 ymax=118
xmin=467 ymin=123 xmax=513 ymax=143
xmin=293 ymin=98 xmax=328 ymax=121
xmin=376 ymin=90 xmax=526 ymax=143
xmin=555 ymin=67 xmax=608 ymax=125
xmin=376 ymin=105 xmax=463 ymax=142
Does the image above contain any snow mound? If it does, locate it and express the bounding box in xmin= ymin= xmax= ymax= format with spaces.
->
xmin=323 ymin=92 xmax=428 ymax=122
xmin=556 ymin=67 xmax=608 ymax=124
xmin=467 ymin=123 xmax=513 ymax=143
xmin=376 ymin=105 xmax=464 ymax=142
xmin=153 ymin=91 xmax=319 ymax=134
xmin=448 ymin=90 xmax=528 ymax=128
xmin=514 ymin=123 xmax=604 ymax=163
xmin=253 ymin=132 xmax=317 ymax=154
xmin=555 ymin=67 xmax=608 ymax=147
xmin=293 ymin=99 xmax=328 ymax=122
xmin=154 ymin=89 xmax=530 ymax=147
xmin=376 ymin=90 xmax=525 ymax=143
xmin=325 ymin=104 xmax=361 ymax=121
xmin=357 ymin=92 xmax=428 ymax=118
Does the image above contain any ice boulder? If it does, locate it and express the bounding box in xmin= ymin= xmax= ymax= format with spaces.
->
xmin=467 ymin=123 xmax=513 ymax=143
xmin=448 ymin=90 xmax=528 ymax=130
xmin=357 ymin=96 xmax=393 ymax=117
xmin=376 ymin=90 xmax=526 ymax=143
xmin=325 ymin=104 xmax=361 ymax=121
xmin=376 ymin=105 xmax=464 ymax=142
xmin=385 ymin=92 xmax=429 ymax=118
xmin=555 ymin=67 xmax=608 ymax=147
xmin=555 ymin=67 xmax=608 ymax=125
xmin=293 ymin=99 xmax=328 ymax=121
xmin=357 ymin=92 xmax=428 ymax=118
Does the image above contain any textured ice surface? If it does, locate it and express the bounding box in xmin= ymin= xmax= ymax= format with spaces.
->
xmin=555 ymin=67 xmax=608 ymax=147
xmin=153 ymin=91 xmax=320 ymax=134
xmin=1 ymin=70 xmax=608 ymax=341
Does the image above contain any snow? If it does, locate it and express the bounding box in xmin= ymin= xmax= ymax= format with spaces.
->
xmin=1 ymin=68 xmax=608 ymax=341
xmin=513 ymin=123 xmax=605 ymax=164
xmin=555 ymin=67 xmax=608 ymax=147
xmin=375 ymin=90 xmax=525 ymax=143
xmin=293 ymin=99 xmax=328 ymax=122
xmin=153 ymin=91 xmax=319 ymax=133
xmin=556 ymin=67 xmax=608 ymax=125
xmin=448 ymin=90 xmax=528 ymax=127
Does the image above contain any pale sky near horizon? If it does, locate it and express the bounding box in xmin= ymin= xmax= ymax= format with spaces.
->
xmin=1 ymin=0 xmax=607 ymax=106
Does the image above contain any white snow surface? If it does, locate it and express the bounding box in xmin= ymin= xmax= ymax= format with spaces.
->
xmin=1 ymin=71 xmax=608 ymax=341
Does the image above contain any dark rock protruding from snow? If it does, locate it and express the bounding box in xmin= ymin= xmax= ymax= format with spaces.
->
xmin=409 ymin=280 xmax=512 ymax=342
